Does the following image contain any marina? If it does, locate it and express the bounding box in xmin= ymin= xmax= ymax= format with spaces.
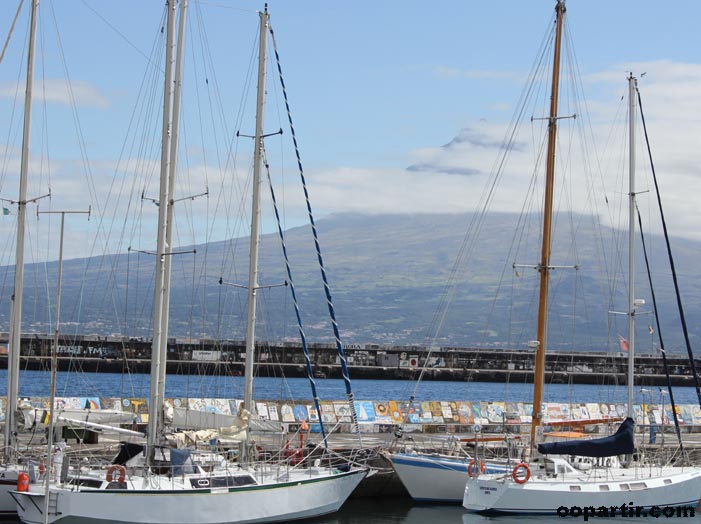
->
xmin=2 ymin=0 xmax=701 ymax=522
xmin=3 ymin=379 xmax=701 ymax=519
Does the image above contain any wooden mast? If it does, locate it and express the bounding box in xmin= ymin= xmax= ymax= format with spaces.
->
xmin=530 ymin=0 xmax=566 ymax=444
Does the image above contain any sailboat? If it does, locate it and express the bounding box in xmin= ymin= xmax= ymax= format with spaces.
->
xmin=388 ymin=450 xmax=510 ymax=503
xmin=1 ymin=2 xmax=139 ymax=516
xmin=387 ymin=430 xmax=512 ymax=503
xmin=10 ymin=4 xmax=366 ymax=524
xmin=463 ymin=1 xmax=701 ymax=514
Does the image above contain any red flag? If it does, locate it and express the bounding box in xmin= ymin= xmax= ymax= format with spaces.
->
xmin=618 ymin=335 xmax=629 ymax=352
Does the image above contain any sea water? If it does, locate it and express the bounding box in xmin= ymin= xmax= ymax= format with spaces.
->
xmin=0 ymin=500 xmax=672 ymax=524
xmin=1 ymin=370 xmax=696 ymax=406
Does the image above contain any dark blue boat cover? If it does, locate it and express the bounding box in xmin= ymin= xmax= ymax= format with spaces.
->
xmin=170 ymin=448 xmax=197 ymax=475
xmin=537 ymin=417 xmax=635 ymax=457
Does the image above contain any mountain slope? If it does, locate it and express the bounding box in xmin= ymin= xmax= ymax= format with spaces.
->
xmin=0 ymin=212 xmax=699 ymax=353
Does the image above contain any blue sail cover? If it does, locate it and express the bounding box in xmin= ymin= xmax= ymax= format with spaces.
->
xmin=537 ymin=417 xmax=635 ymax=457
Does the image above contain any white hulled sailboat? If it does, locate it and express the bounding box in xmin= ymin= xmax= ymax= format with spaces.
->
xmin=463 ymin=1 xmax=701 ymax=515
xmin=11 ymin=4 xmax=366 ymax=524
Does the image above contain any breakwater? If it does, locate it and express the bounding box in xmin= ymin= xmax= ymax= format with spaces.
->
xmin=1 ymin=332 xmax=699 ymax=386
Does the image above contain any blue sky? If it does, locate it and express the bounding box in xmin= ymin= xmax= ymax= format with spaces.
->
xmin=1 ymin=0 xmax=700 ymax=265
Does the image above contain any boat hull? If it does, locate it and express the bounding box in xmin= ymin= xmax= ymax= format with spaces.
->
xmin=12 ymin=469 xmax=367 ymax=524
xmin=463 ymin=469 xmax=701 ymax=515
xmin=389 ymin=452 xmax=507 ymax=503
xmin=0 ymin=465 xmax=22 ymax=517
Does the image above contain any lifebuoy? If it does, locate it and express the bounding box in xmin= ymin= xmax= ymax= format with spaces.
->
xmin=106 ymin=465 xmax=126 ymax=484
xmin=467 ymin=459 xmax=485 ymax=477
xmin=17 ymin=472 xmax=29 ymax=492
xmin=512 ymin=462 xmax=531 ymax=484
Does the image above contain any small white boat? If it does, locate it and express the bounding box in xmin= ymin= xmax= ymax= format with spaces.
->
xmin=389 ymin=451 xmax=508 ymax=503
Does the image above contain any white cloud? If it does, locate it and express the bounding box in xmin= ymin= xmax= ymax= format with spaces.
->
xmin=323 ymin=60 xmax=701 ymax=242
xmin=0 ymin=79 xmax=110 ymax=108
xmin=3 ymin=59 xmax=700 ymax=263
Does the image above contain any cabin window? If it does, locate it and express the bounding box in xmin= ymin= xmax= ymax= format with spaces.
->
xmin=599 ymin=485 xmax=610 ymax=491
xmin=188 ymin=475 xmax=257 ymax=489
xmin=619 ymin=483 xmax=630 ymax=491
xmin=664 ymin=479 xmax=672 ymax=485
xmin=629 ymin=482 xmax=647 ymax=490
xmin=569 ymin=486 xmax=582 ymax=491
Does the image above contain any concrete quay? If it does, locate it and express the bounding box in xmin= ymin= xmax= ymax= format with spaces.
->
xmin=2 ymin=332 xmax=701 ymax=386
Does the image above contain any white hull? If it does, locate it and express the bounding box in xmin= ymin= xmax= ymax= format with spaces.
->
xmin=389 ymin=452 xmax=507 ymax=503
xmin=0 ymin=464 xmax=23 ymax=517
xmin=13 ymin=468 xmax=366 ymax=524
xmin=463 ymin=468 xmax=701 ymax=515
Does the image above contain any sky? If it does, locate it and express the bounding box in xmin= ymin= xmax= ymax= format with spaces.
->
xmin=1 ymin=0 xmax=700 ymax=268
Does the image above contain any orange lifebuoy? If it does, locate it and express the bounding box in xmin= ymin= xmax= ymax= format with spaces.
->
xmin=467 ymin=459 xmax=485 ymax=478
xmin=106 ymin=465 xmax=126 ymax=484
xmin=512 ymin=462 xmax=531 ymax=484
xmin=17 ymin=472 xmax=29 ymax=492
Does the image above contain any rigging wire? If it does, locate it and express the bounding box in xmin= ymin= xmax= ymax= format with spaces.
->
xmin=403 ymin=6 xmax=558 ymax=404
xmin=263 ymin=150 xmax=327 ymax=445
xmin=213 ymin=23 xmax=259 ymax=341
xmin=269 ymin=20 xmax=360 ymax=437
xmin=635 ymin=205 xmax=683 ymax=450
xmin=636 ymin=86 xmax=701 ymax=410
xmin=0 ymin=0 xmax=24 ymax=65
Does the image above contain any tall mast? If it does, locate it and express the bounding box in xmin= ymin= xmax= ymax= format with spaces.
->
xmin=243 ymin=6 xmax=269 ymax=412
xmin=158 ymin=0 xmax=188 ymax=419
xmin=530 ymin=0 xmax=566 ymax=444
xmin=4 ymin=0 xmax=38 ymax=457
xmin=626 ymin=73 xmax=638 ymax=417
xmin=147 ymin=0 xmax=178 ymax=450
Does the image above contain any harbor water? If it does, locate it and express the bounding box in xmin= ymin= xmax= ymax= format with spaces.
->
xmin=0 ymin=499 xmax=681 ymax=524
xmin=3 ymin=370 xmax=698 ymax=406
xmin=306 ymin=498 xmax=683 ymax=523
